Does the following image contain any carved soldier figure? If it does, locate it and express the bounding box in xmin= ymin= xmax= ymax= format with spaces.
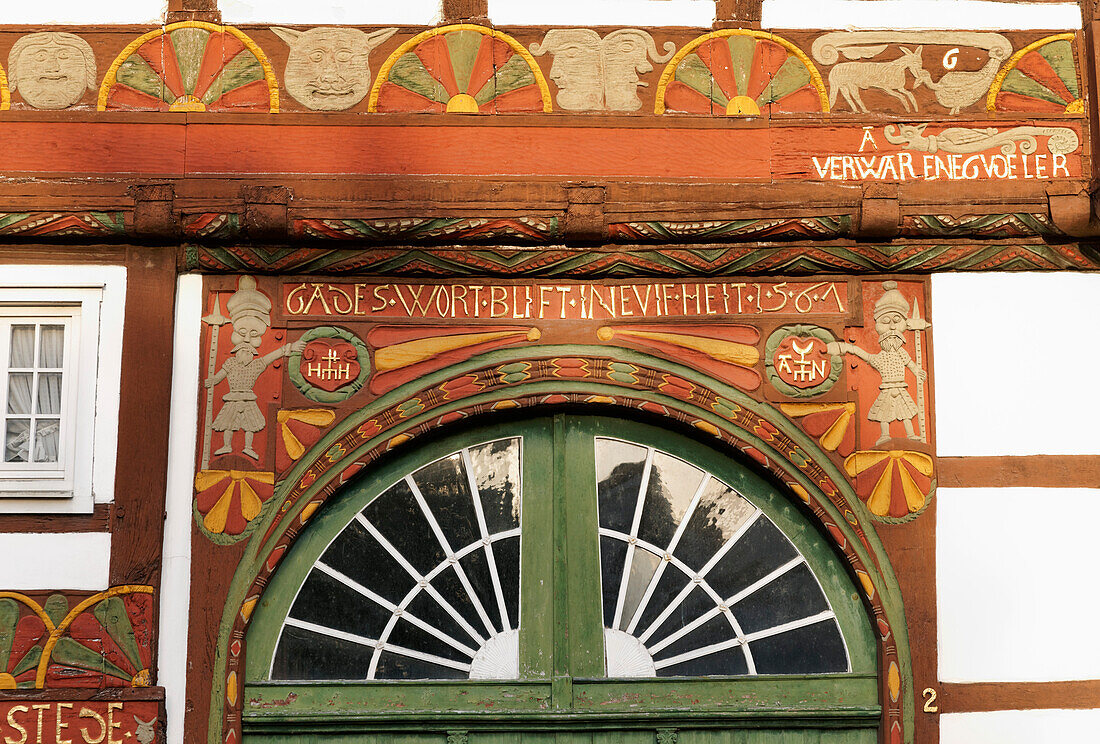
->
xmin=206 ymin=276 xmax=303 ymax=460
xmin=827 ymin=281 xmax=930 ymax=444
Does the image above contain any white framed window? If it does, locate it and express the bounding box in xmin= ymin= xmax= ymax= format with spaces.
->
xmin=0 ymin=267 xmax=126 ymax=514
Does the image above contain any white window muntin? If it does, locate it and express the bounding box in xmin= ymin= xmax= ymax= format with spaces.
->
xmin=0 ymin=288 xmax=102 ymax=503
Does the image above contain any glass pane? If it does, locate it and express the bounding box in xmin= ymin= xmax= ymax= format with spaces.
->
xmin=413 ymin=454 xmax=479 ymax=552
xmin=36 ymin=373 xmax=62 ymax=415
xmin=9 ymin=325 xmax=34 ymax=368
xmin=595 ymin=439 xmax=647 ymax=532
xmin=749 ymin=619 xmax=848 ymax=675
xmin=272 ymin=624 xmax=376 ymax=681
xmin=468 ymin=439 xmax=521 ymax=533
xmin=637 ymin=452 xmax=706 ymax=548
xmin=5 ymin=419 xmax=30 ymax=462
xmin=618 ymin=548 xmax=661 ymax=631
xmin=673 ymin=480 xmax=757 ymax=571
xmin=7 ymin=373 xmax=32 ymax=414
xmin=362 ymin=478 xmax=446 ymax=575
xmin=39 ymin=326 xmax=64 ymax=368
xmin=34 ymin=420 xmax=60 ymax=463
xmin=732 ymin=562 xmax=829 ymax=636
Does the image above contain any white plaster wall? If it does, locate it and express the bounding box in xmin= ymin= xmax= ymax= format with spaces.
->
xmin=761 ymin=0 xmax=1081 ymax=29
xmin=938 ymin=487 xmax=1100 ymax=683
xmin=933 ymin=273 xmax=1100 ymax=457
xmin=490 ymin=0 xmax=715 ymax=26
xmin=0 ymin=533 xmax=110 ymax=590
xmin=6 ymin=1 xmax=166 ymax=24
xmin=159 ymin=275 xmax=202 ymax=744
xmin=221 ymin=0 xmax=443 ymax=24
xmin=941 ymin=709 xmax=1100 ymax=744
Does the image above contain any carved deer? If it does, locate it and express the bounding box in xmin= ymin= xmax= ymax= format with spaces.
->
xmin=828 ymin=46 xmax=927 ymax=113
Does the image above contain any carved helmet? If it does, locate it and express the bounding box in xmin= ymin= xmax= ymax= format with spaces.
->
xmin=873 ymin=281 xmax=910 ymax=319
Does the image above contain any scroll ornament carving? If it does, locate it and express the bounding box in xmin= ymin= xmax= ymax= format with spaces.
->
xmin=883 ymin=123 xmax=1079 ymax=155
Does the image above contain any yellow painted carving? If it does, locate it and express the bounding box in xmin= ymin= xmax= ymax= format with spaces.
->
xmin=985 ymin=32 xmax=1076 ymax=112
xmin=779 ymin=402 xmax=855 ymax=452
xmin=374 ymin=328 xmax=540 ymax=373
xmin=97 ymin=21 xmax=279 ymax=112
xmin=194 ymin=469 xmax=276 ymax=534
xmin=226 ymin=671 xmax=238 ymax=705
xmin=0 ymin=61 xmax=10 ymax=110
xmin=693 ymin=420 xmax=721 ymax=437
xmin=0 ymin=673 xmax=15 ymax=689
xmin=239 ymin=596 xmax=258 ymax=622
xmin=277 ymin=409 xmax=337 ymax=461
xmin=856 ymin=570 xmax=875 ymax=599
xmin=655 ymin=29 xmax=828 ymax=114
xmin=299 ymin=501 xmax=321 ymax=525
xmin=726 ymin=96 xmax=761 ymax=116
xmin=368 ymin=24 xmax=553 ymax=113
xmin=598 ymin=326 xmax=759 ymax=368
xmin=888 ymin=661 xmax=901 ymax=702
xmin=446 ymin=92 xmax=480 ymax=113
xmin=844 ymin=450 xmax=934 ymax=517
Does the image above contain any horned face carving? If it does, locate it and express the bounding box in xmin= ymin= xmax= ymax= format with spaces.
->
xmin=271 ymin=26 xmax=397 ymax=111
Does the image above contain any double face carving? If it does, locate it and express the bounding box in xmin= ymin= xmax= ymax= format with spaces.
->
xmin=271 ymin=26 xmax=397 ymax=110
xmin=531 ymin=29 xmax=675 ymax=111
xmin=8 ymin=32 xmax=96 ymax=110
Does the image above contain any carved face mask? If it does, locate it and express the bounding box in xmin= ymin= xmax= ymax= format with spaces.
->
xmin=9 ymin=33 xmax=96 ymax=110
xmin=271 ymin=26 xmax=397 ymax=111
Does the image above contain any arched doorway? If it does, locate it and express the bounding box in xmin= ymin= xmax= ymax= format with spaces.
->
xmin=243 ymin=414 xmax=880 ymax=742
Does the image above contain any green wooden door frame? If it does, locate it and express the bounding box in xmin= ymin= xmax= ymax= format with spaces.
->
xmin=243 ymin=413 xmax=880 ymax=735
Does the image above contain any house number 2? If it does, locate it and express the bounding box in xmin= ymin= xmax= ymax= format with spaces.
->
xmin=923 ymin=687 xmax=939 ymax=713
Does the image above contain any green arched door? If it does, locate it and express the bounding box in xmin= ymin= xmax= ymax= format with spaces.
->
xmin=245 ymin=415 xmax=879 ymax=743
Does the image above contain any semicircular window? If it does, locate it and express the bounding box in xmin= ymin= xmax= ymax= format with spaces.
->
xmin=271 ymin=438 xmax=522 ymax=681
xmin=596 ymin=438 xmax=848 ymax=677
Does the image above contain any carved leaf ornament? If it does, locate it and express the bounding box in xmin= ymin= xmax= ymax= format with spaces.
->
xmin=0 ymin=587 xmax=154 ymax=689
xmin=98 ymin=22 xmax=278 ymax=112
xmin=656 ymin=30 xmax=828 ymax=115
xmin=369 ymin=25 xmax=552 ymax=113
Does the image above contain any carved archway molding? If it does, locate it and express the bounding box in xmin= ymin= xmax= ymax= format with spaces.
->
xmin=210 ymin=346 xmax=914 ymax=744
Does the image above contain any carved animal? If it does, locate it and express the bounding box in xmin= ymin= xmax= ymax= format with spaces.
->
xmin=917 ymin=48 xmax=1007 ymax=114
xmin=883 ymin=122 xmax=1080 ymax=156
xmin=828 ymin=46 xmax=926 ymax=113
xmin=134 ymin=717 xmax=156 ymax=744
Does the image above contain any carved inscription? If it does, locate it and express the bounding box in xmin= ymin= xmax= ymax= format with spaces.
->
xmin=284 ymin=281 xmax=847 ymax=320
xmin=0 ymin=702 xmax=157 ymax=744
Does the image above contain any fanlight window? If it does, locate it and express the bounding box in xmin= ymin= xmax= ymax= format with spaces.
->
xmin=266 ymin=427 xmax=853 ymax=682
xmin=273 ymin=438 xmax=522 ymax=681
xmin=597 ymin=439 xmax=847 ymax=677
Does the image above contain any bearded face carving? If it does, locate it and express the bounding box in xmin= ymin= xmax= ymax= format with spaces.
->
xmin=8 ymin=32 xmax=96 ymax=110
xmin=271 ymin=26 xmax=397 ymax=111
xmin=531 ymin=29 xmax=675 ymax=112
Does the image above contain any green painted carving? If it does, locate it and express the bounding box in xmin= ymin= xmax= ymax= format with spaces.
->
xmin=764 ymin=325 xmax=842 ymax=398
xmin=287 ymin=326 xmax=371 ymax=404
xmin=184 ymin=242 xmax=1097 ymax=277
xmin=899 ymin=213 xmax=1056 ymax=238
xmin=610 ymin=216 xmax=851 ymax=242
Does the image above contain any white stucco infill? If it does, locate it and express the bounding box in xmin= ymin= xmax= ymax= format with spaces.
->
xmin=0 ymin=532 xmax=110 ymax=590
xmin=932 ymin=272 xmax=1100 ymax=457
xmin=938 ymin=487 xmax=1100 ymax=683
